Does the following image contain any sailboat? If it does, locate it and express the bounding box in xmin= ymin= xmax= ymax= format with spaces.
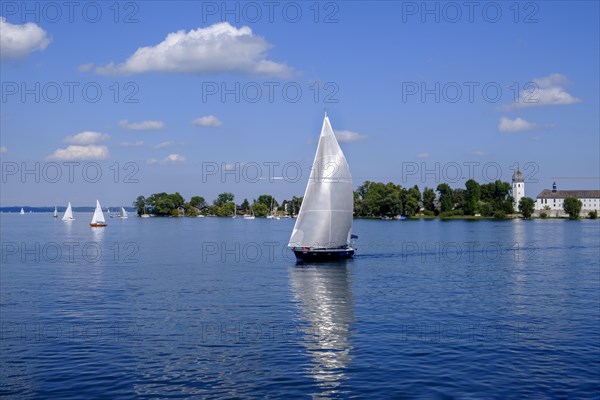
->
xmin=90 ymin=200 xmax=107 ymax=227
xmin=267 ymin=198 xmax=280 ymax=219
xmin=288 ymin=114 xmax=356 ymax=261
xmin=20 ymin=208 xmax=25 ymax=215
xmin=53 ymin=206 xmax=58 ymax=218
xmin=243 ymin=205 xmax=256 ymax=219
xmin=118 ymin=206 xmax=128 ymax=219
xmin=62 ymin=202 xmax=75 ymax=221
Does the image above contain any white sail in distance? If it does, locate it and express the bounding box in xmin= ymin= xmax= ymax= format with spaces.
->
xmin=91 ymin=200 xmax=106 ymax=224
xmin=62 ymin=202 xmax=74 ymax=220
xmin=289 ymin=115 xmax=353 ymax=248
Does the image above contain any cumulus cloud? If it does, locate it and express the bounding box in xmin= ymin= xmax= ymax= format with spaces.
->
xmin=118 ymin=119 xmax=165 ymax=131
xmin=47 ymin=145 xmax=109 ymax=161
xmin=506 ymin=73 xmax=581 ymax=109
xmin=334 ymin=130 xmax=367 ymax=143
xmin=498 ymin=117 xmax=538 ymax=132
xmin=417 ymin=152 xmax=430 ymax=159
xmin=95 ymin=22 xmax=293 ymax=78
xmin=163 ymin=154 xmax=185 ymax=163
xmin=65 ymin=131 xmax=110 ymax=145
xmin=193 ymin=115 xmax=222 ymax=127
xmin=0 ymin=17 xmax=51 ymax=60
xmin=119 ymin=141 xmax=144 ymax=147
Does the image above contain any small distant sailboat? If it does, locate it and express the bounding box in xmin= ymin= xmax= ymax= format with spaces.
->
xmin=243 ymin=206 xmax=256 ymax=219
xmin=267 ymin=198 xmax=280 ymax=219
xmin=232 ymin=208 xmax=237 ymax=219
xmin=289 ymin=114 xmax=356 ymax=261
xmin=62 ymin=202 xmax=75 ymax=221
xmin=53 ymin=206 xmax=58 ymax=218
xmin=20 ymin=208 xmax=25 ymax=215
xmin=140 ymin=205 xmax=150 ymax=218
xmin=118 ymin=206 xmax=128 ymax=219
xmin=90 ymin=200 xmax=107 ymax=227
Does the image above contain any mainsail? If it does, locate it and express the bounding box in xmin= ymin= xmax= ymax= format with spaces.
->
xmin=289 ymin=115 xmax=353 ymax=249
xmin=62 ymin=202 xmax=74 ymax=220
xmin=91 ymin=200 xmax=106 ymax=225
xmin=119 ymin=207 xmax=128 ymax=218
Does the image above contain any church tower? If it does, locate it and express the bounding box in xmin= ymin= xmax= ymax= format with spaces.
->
xmin=512 ymin=169 xmax=525 ymax=210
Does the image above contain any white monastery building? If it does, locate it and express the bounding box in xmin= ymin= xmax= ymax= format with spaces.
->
xmin=512 ymin=170 xmax=600 ymax=217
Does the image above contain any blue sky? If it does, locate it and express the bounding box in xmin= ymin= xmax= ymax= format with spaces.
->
xmin=1 ymin=1 xmax=598 ymax=207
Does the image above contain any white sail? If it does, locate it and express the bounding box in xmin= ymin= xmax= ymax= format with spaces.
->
xmin=91 ymin=200 xmax=106 ymax=224
xmin=119 ymin=207 xmax=128 ymax=218
xmin=289 ymin=115 xmax=353 ymax=248
xmin=62 ymin=202 xmax=74 ymax=220
xmin=53 ymin=206 xmax=58 ymax=217
xmin=20 ymin=208 xmax=25 ymax=214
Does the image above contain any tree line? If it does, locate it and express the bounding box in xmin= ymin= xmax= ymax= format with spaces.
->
xmin=133 ymin=192 xmax=301 ymax=217
xmin=133 ymin=179 xmax=595 ymax=219
xmin=354 ymin=179 xmax=516 ymax=218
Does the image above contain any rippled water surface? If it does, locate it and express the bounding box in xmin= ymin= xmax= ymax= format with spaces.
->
xmin=1 ymin=214 xmax=599 ymax=398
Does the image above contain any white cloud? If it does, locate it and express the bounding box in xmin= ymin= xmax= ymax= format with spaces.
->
xmin=155 ymin=141 xmax=184 ymax=149
xmin=118 ymin=119 xmax=165 ymax=131
xmin=146 ymin=155 xmax=185 ymax=165
xmin=468 ymin=150 xmax=490 ymax=157
xmin=507 ymin=73 xmax=581 ymax=109
xmin=417 ymin=152 xmax=430 ymax=159
xmin=95 ymin=22 xmax=293 ymax=78
xmin=119 ymin=141 xmax=144 ymax=147
xmin=163 ymin=154 xmax=185 ymax=163
xmin=0 ymin=17 xmax=51 ymax=60
xmin=0 ymin=146 xmax=7 ymax=154
xmin=334 ymin=130 xmax=367 ymax=143
xmin=193 ymin=115 xmax=222 ymax=127
xmin=78 ymin=63 xmax=93 ymax=72
xmin=47 ymin=145 xmax=109 ymax=161
xmin=498 ymin=117 xmax=538 ymax=132
xmin=65 ymin=131 xmax=110 ymax=145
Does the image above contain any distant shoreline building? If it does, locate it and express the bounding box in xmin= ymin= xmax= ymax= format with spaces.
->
xmin=535 ymin=182 xmax=600 ymax=217
xmin=512 ymin=170 xmax=599 ymax=217
xmin=512 ymin=169 xmax=525 ymax=210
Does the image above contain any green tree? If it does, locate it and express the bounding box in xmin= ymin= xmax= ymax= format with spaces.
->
xmin=563 ymin=197 xmax=582 ymax=219
xmin=437 ymin=183 xmax=453 ymax=213
xmin=422 ymin=187 xmax=436 ymax=212
xmin=464 ymin=179 xmax=480 ymax=215
xmin=403 ymin=196 xmax=419 ymax=217
xmin=146 ymin=192 xmax=185 ymax=216
xmin=251 ymin=202 xmax=269 ymax=217
xmin=214 ymin=192 xmax=234 ymax=206
xmin=133 ymin=195 xmax=146 ymax=216
xmin=289 ymin=196 xmax=303 ymax=216
xmin=189 ymin=196 xmax=207 ymax=209
xmin=453 ymin=188 xmax=466 ymax=210
xmin=256 ymin=195 xmax=278 ymax=210
xmin=213 ymin=202 xmax=235 ymax=217
xmin=240 ymin=198 xmax=250 ymax=212
xmin=518 ymin=197 xmax=535 ymax=219
xmin=589 ymin=210 xmax=598 ymax=219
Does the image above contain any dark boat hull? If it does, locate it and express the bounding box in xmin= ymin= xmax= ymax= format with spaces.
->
xmin=292 ymin=247 xmax=354 ymax=261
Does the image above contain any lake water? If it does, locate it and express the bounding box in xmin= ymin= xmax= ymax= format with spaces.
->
xmin=1 ymin=214 xmax=599 ymax=398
